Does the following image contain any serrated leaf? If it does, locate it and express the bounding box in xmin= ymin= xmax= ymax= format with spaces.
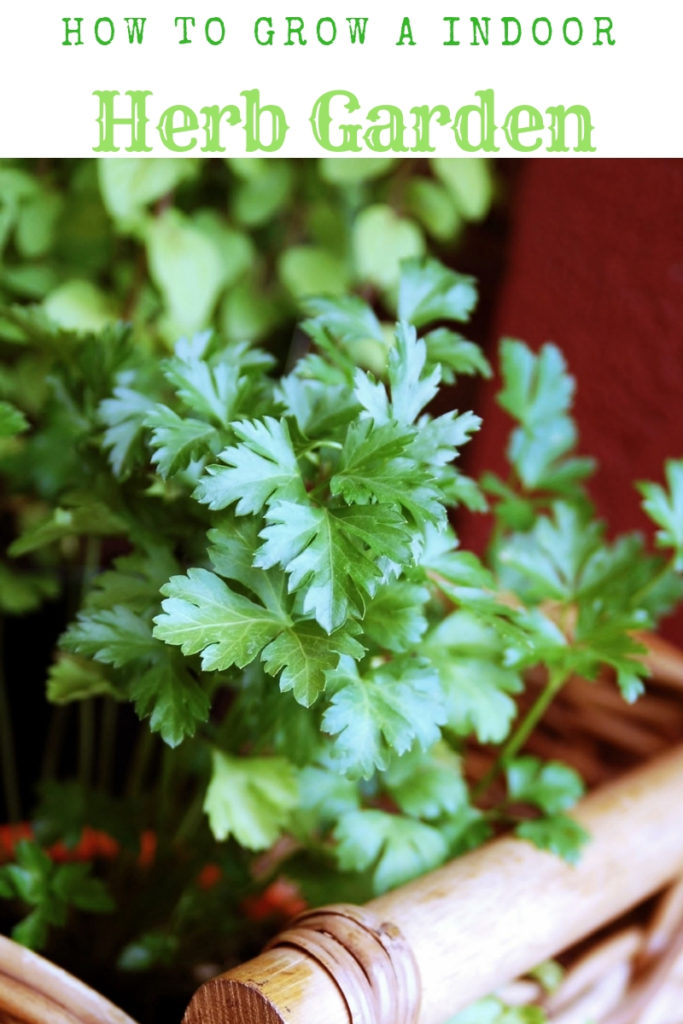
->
xmin=363 ymin=581 xmax=429 ymax=653
xmin=195 ymin=417 xmax=305 ymax=514
xmin=388 ymin=321 xmax=441 ymax=424
xmin=204 ymin=750 xmax=298 ymax=850
xmin=261 ymin=622 xmax=364 ymax=706
xmin=154 ymin=568 xmax=286 ymax=671
xmin=424 ymin=329 xmax=492 ymax=383
xmin=129 ymin=658 xmax=209 ymax=747
xmin=300 ymin=294 xmax=384 ymax=347
xmin=256 ymin=501 xmax=394 ymax=633
xmin=639 ymin=460 xmax=683 ymax=569
xmin=47 ymin=654 xmax=119 ymax=704
xmin=62 ymin=607 xmax=159 ymax=668
xmin=322 ymin=659 xmax=446 ymax=778
xmin=9 ymin=503 xmax=127 ymax=556
xmin=145 ymin=404 xmax=220 ymax=478
xmin=334 ymin=809 xmax=447 ymax=892
xmin=397 ymin=257 xmax=477 ymax=327
xmin=426 ymin=613 xmax=523 ymax=743
xmin=515 ymin=815 xmax=589 ymax=865
xmin=162 ymin=332 xmax=247 ymax=428
xmin=384 ymin=745 xmax=467 ymax=820
xmin=506 ymin=756 xmax=584 ymax=815
xmin=331 ymin=419 xmax=443 ymax=529
xmin=0 ymin=399 xmax=28 ymax=436
xmin=99 ymin=386 xmax=157 ymax=478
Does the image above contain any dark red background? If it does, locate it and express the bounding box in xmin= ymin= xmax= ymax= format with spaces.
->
xmin=466 ymin=160 xmax=683 ymax=639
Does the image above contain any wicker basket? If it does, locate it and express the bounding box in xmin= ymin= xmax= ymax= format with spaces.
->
xmin=0 ymin=932 xmax=136 ymax=1024
xmin=183 ymin=633 xmax=683 ymax=1024
xmin=2 ymin=635 xmax=682 ymax=1024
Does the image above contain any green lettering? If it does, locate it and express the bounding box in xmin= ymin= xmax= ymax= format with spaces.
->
xmin=594 ymin=17 xmax=615 ymax=45
xmin=157 ymin=105 xmax=198 ymax=152
xmin=503 ymin=105 xmax=543 ymax=152
xmin=546 ymin=104 xmax=596 ymax=152
xmin=443 ymin=17 xmax=460 ymax=45
xmin=62 ymin=17 xmax=84 ymax=45
xmin=316 ymin=17 xmax=336 ymax=44
xmin=346 ymin=17 xmax=368 ymax=43
xmin=410 ymin=105 xmax=451 ymax=152
xmin=364 ymin=105 xmax=408 ymax=153
xmin=175 ymin=17 xmax=195 ymax=43
xmin=452 ymin=89 xmax=499 ymax=153
xmin=201 ymin=105 xmax=242 ymax=152
xmin=396 ymin=17 xmax=415 ymax=45
xmin=309 ymin=90 xmax=362 ymax=152
xmin=92 ymin=90 xmax=152 ymax=153
xmin=242 ymin=89 xmax=288 ymax=152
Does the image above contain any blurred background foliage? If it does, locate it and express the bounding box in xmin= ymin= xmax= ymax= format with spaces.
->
xmin=0 ymin=157 xmax=496 ymax=352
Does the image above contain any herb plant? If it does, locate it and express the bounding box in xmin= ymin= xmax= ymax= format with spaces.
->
xmin=1 ymin=249 xmax=682 ymax=1017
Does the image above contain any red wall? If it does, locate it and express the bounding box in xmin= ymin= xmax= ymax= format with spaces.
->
xmin=466 ymin=159 xmax=683 ymax=637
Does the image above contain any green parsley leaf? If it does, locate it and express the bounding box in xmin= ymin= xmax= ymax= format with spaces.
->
xmin=204 ymin=750 xmax=298 ymax=850
xmin=505 ymin=756 xmax=584 ymax=814
xmin=0 ymin=399 xmax=28 ymax=436
xmin=153 ymin=567 xmax=286 ymax=671
xmin=195 ymin=417 xmax=305 ymax=513
xmin=334 ymin=809 xmax=447 ymax=892
xmin=515 ymin=815 xmax=589 ymax=865
xmin=261 ymin=622 xmax=364 ymax=707
xmin=397 ymin=257 xmax=477 ymax=327
xmin=639 ymin=460 xmax=683 ymax=570
xmin=322 ymin=658 xmax=446 ymax=778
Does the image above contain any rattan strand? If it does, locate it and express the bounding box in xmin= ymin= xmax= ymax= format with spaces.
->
xmin=482 ymin=634 xmax=683 ymax=1024
xmin=265 ymin=904 xmax=421 ymax=1024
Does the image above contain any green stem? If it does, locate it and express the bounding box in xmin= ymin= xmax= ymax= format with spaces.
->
xmin=173 ymin=787 xmax=204 ymax=846
xmin=41 ymin=706 xmax=69 ymax=782
xmin=78 ymin=700 xmax=95 ymax=788
xmin=125 ymin=727 xmax=155 ymax=799
xmin=98 ymin=699 xmax=118 ymax=791
xmin=0 ymin=621 xmax=21 ymax=822
xmin=473 ymin=669 xmax=567 ymax=802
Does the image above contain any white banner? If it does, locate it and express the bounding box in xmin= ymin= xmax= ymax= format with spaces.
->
xmin=1 ymin=1 xmax=680 ymax=156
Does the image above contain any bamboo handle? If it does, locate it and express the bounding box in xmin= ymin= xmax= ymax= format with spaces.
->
xmin=0 ymin=935 xmax=136 ymax=1024
xmin=183 ymin=745 xmax=683 ymax=1024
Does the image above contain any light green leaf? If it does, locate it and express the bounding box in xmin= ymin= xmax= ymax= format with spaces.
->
xmin=195 ymin=417 xmax=305 ymax=514
xmin=322 ymin=659 xmax=446 ymax=778
xmin=261 ymin=622 xmax=364 ymax=706
xmin=145 ymin=210 xmax=227 ymax=334
xmin=397 ymin=257 xmax=477 ymax=327
xmin=515 ymin=815 xmax=589 ymax=865
xmin=506 ymin=756 xmax=584 ymax=815
xmin=204 ymin=750 xmax=298 ymax=849
xmin=352 ymin=205 xmax=424 ymax=291
xmin=153 ymin=568 xmax=286 ymax=671
xmin=334 ymin=809 xmax=447 ymax=892
xmin=431 ymin=158 xmax=494 ymax=222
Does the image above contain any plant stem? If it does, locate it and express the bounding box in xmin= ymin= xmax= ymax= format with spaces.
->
xmin=98 ymin=699 xmax=117 ymax=790
xmin=125 ymin=726 xmax=155 ymax=799
xmin=79 ymin=700 xmax=95 ymax=787
xmin=0 ymin=621 xmax=20 ymax=822
xmin=173 ymin=787 xmax=204 ymax=846
xmin=473 ymin=669 xmax=567 ymax=802
xmin=41 ymin=706 xmax=69 ymax=782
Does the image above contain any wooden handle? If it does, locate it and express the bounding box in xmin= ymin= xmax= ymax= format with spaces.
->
xmin=183 ymin=745 xmax=683 ymax=1024
xmin=0 ymin=935 xmax=136 ymax=1024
